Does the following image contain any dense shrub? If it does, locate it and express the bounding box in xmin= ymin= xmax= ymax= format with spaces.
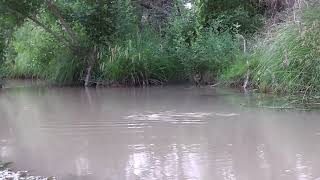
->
xmin=4 ymin=0 xmax=317 ymax=90
xmin=165 ymin=12 xmax=241 ymax=84
xmin=197 ymin=0 xmax=264 ymax=35
xmin=176 ymin=30 xmax=239 ymax=83
xmin=5 ymin=21 xmax=86 ymax=83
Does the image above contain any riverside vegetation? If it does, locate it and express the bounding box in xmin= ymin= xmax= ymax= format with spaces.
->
xmin=0 ymin=161 xmax=55 ymax=179
xmin=223 ymin=0 xmax=320 ymax=105
xmin=0 ymin=0 xmax=319 ymax=103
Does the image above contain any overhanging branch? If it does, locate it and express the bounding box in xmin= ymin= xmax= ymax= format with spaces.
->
xmin=47 ymin=0 xmax=80 ymax=46
xmin=4 ymin=4 xmax=72 ymax=48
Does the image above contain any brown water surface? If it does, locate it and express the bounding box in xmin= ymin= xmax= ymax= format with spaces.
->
xmin=1 ymin=85 xmax=320 ymax=180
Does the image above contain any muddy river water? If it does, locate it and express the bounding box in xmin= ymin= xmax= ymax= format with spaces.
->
xmin=1 ymin=84 xmax=320 ymax=180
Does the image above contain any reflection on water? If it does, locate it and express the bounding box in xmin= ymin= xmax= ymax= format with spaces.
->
xmin=1 ymin=86 xmax=320 ymax=180
xmin=295 ymin=154 xmax=312 ymax=180
xmin=75 ymin=155 xmax=90 ymax=176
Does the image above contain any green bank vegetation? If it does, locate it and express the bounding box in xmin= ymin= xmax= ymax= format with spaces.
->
xmin=0 ymin=0 xmax=319 ymax=103
xmin=223 ymin=1 xmax=320 ymax=103
xmin=0 ymin=0 xmax=274 ymax=85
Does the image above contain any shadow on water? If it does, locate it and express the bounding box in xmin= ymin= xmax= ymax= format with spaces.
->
xmin=1 ymin=84 xmax=320 ymax=180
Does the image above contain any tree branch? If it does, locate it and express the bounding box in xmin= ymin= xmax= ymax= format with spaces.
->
xmin=47 ymin=0 xmax=80 ymax=46
xmin=4 ymin=4 xmax=72 ymax=48
xmin=27 ymin=15 xmax=72 ymax=47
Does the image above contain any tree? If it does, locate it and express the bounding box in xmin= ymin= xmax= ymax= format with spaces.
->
xmin=138 ymin=0 xmax=174 ymax=32
xmin=0 ymin=0 xmax=117 ymax=86
xmin=196 ymin=0 xmax=264 ymax=34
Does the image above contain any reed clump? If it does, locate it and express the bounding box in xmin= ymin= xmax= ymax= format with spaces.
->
xmin=223 ymin=3 xmax=320 ymax=103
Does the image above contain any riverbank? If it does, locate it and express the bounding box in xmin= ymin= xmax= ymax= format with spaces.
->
xmin=222 ymin=4 xmax=320 ymax=104
xmin=0 ymin=169 xmax=55 ymax=180
xmin=0 ymin=162 xmax=55 ymax=180
xmin=1 ymin=1 xmax=319 ymax=104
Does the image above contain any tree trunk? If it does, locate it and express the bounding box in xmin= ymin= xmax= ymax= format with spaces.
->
xmin=84 ymin=46 xmax=98 ymax=87
xmin=47 ymin=0 xmax=79 ymax=45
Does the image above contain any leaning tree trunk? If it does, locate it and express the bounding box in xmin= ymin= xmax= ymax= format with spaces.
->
xmin=84 ymin=46 xmax=98 ymax=87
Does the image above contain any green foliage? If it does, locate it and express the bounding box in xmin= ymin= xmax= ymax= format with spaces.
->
xmin=223 ymin=6 xmax=320 ymax=100
xmin=0 ymin=14 xmax=16 ymax=66
xmin=0 ymin=0 xmax=43 ymax=16
xmin=208 ymin=7 xmax=263 ymax=35
xmin=4 ymin=21 xmax=85 ymax=83
xmin=221 ymin=54 xmax=248 ymax=83
xmin=3 ymin=0 xmax=317 ymax=91
xmin=96 ymin=31 xmax=179 ymax=85
xmin=59 ymin=0 xmax=116 ymax=45
xmin=197 ymin=0 xmax=263 ymax=34
xmin=221 ymin=50 xmax=261 ymax=87
xmin=47 ymin=49 xmax=86 ymax=83
xmin=177 ymin=30 xmax=238 ymax=82
xmin=111 ymin=0 xmax=139 ymax=41
xmin=253 ymin=9 xmax=320 ymax=96
xmin=9 ymin=22 xmax=57 ymax=78
xmin=1 ymin=0 xmax=250 ymax=86
xmin=166 ymin=8 xmax=199 ymax=47
xmin=0 ymin=34 xmax=5 ymax=64
xmin=166 ymin=11 xmax=240 ymax=83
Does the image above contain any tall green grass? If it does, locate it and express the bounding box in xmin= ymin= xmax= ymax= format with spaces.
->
xmin=254 ymin=7 xmax=320 ymax=96
xmin=223 ymin=6 xmax=320 ymax=103
xmin=3 ymin=21 xmax=86 ymax=84
xmin=95 ymin=32 xmax=181 ymax=86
